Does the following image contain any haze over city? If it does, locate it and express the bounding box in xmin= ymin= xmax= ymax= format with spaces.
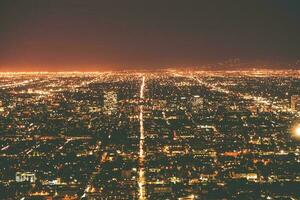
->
xmin=0 ymin=0 xmax=300 ymax=71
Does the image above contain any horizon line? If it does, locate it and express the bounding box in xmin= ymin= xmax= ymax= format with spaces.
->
xmin=0 ymin=68 xmax=299 ymax=73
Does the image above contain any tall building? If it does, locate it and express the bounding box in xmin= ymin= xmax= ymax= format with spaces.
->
xmin=190 ymin=95 xmax=204 ymax=113
xmin=16 ymin=172 xmax=36 ymax=183
xmin=103 ymin=91 xmax=118 ymax=115
xmin=291 ymin=95 xmax=300 ymax=112
xmin=0 ymin=100 xmax=4 ymax=112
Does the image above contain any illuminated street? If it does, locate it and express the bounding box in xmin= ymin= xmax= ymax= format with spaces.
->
xmin=138 ymin=76 xmax=146 ymax=200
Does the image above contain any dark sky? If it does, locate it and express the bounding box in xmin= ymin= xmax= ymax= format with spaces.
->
xmin=0 ymin=0 xmax=299 ymax=71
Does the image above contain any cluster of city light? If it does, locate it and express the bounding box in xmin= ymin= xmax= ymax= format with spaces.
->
xmin=1 ymin=70 xmax=300 ymax=199
xmin=172 ymin=72 xmax=290 ymax=113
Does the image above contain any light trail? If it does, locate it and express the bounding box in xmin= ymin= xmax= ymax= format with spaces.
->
xmin=138 ymin=75 xmax=146 ymax=200
xmin=140 ymin=76 xmax=145 ymax=99
xmin=83 ymin=151 xmax=107 ymax=196
xmin=0 ymin=79 xmax=37 ymax=89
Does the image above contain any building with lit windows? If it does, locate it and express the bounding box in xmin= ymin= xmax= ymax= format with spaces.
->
xmin=103 ymin=90 xmax=118 ymax=115
xmin=16 ymin=172 xmax=36 ymax=183
xmin=291 ymin=95 xmax=300 ymax=111
xmin=190 ymin=95 xmax=204 ymax=113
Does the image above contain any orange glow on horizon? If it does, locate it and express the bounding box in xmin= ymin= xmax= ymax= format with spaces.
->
xmin=0 ymin=65 xmax=121 ymax=72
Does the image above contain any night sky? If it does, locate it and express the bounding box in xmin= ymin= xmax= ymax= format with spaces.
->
xmin=0 ymin=0 xmax=299 ymax=71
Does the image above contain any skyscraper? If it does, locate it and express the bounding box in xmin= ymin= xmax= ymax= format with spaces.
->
xmin=103 ymin=91 xmax=118 ymax=115
xmin=0 ymin=100 xmax=4 ymax=112
xmin=190 ymin=95 xmax=204 ymax=113
xmin=291 ymin=95 xmax=300 ymax=112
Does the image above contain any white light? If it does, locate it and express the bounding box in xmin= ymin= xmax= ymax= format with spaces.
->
xmin=295 ymin=126 xmax=300 ymax=137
